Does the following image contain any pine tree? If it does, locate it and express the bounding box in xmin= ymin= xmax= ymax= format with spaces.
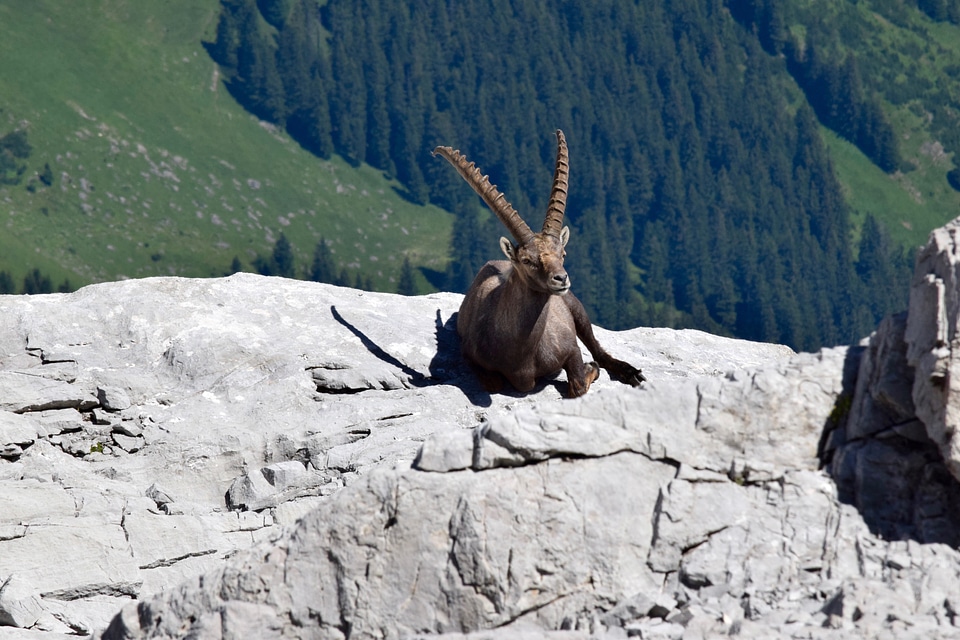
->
xmin=949 ymin=167 xmax=960 ymax=192
xmin=0 ymin=129 xmax=30 ymax=185
xmin=39 ymin=162 xmax=54 ymax=187
xmin=234 ymin=1 xmax=286 ymax=122
xmin=234 ymin=1 xmax=263 ymax=91
xmin=209 ymin=1 xmax=241 ymax=70
xmin=857 ymin=101 xmax=901 ymax=173
xmin=949 ymin=0 xmax=960 ymax=24
xmin=920 ymin=0 xmax=949 ymax=21
xmin=758 ymin=0 xmax=787 ymax=54
xmin=0 ymin=271 xmax=14 ymax=294
xmin=328 ymin=35 xmax=366 ymax=163
xmin=637 ymin=221 xmax=672 ymax=305
xmin=835 ymin=55 xmax=863 ymax=143
xmin=253 ymin=254 xmax=273 ymax=276
xmin=444 ymin=204 xmax=490 ymax=294
xmin=291 ymin=70 xmax=334 ymax=158
xmin=272 ymin=233 xmax=295 ymax=278
xmin=256 ymin=0 xmax=289 ymax=28
xmin=259 ymin=56 xmax=287 ymax=124
xmin=309 ymin=238 xmax=337 ymax=283
xmin=276 ymin=0 xmax=312 ymax=116
xmin=397 ymin=257 xmax=417 ymax=295
xmin=22 ymin=268 xmax=52 ymax=295
xmin=362 ymin=16 xmax=393 ymax=173
xmin=0 ymin=129 xmax=32 ymax=159
xmin=857 ymin=214 xmax=910 ymax=322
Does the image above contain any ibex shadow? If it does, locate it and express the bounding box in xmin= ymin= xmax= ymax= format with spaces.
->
xmin=329 ymin=305 xmax=505 ymax=406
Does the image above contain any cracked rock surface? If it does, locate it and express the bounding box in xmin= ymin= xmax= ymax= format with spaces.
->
xmin=3 ymin=226 xmax=960 ymax=640
xmin=0 ymin=273 xmax=786 ymax=638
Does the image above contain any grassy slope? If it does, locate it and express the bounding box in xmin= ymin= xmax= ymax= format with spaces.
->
xmin=786 ymin=0 xmax=960 ymax=251
xmin=826 ymin=127 xmax=958 ymax=250
xmin=0 ymin=0 xmax=451 ymax=291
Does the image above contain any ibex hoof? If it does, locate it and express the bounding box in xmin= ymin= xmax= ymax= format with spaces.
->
xmin=604 ymin=360 xmax=646 ymax=387
xmin=567 ymin=362 xmax=600 ymax=398
xmin=625 ymin=368 xmax=646 ymax=386
xmin=585 ymin=362 xmax=600 ymax=385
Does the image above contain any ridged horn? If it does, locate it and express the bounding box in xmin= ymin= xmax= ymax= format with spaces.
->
xmin=542 ymin=129 xmax=569 ymax=239
xmin=432 ymin=145 xmax=534 ymax=244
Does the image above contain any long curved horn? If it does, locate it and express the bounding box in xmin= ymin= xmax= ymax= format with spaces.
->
xmin=433 ymin=145 xmax=534 ymax=244
xmin=542 ymin=129 xmax=569 ymax=238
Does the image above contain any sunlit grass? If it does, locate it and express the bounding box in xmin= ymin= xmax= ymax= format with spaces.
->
xmin=0 ymin=0 xmax=451 ymax=291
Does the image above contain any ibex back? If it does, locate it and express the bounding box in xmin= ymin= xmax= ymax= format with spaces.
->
xmin=434 ymin=130 xmax=645 ymax=397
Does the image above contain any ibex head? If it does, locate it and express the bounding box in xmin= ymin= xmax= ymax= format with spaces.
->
xmin=434 ymin=130 xmax=572 ymax=295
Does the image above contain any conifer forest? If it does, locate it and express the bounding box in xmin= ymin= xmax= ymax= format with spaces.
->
xmin=208 ymin=0 xmax=920 ymax=351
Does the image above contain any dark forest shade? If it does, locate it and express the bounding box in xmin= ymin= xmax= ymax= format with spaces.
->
xmin=208 ymin=0 xmax=913 ymax=351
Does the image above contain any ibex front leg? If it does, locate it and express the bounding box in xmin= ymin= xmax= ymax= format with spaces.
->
xmin=564 ymin=294 xmax=646 ymax=386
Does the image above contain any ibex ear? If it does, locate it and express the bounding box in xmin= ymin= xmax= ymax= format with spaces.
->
xmin=560 ymin=226 xmax=570 ymax=247
xmin=499 ymin=237 xmax=516 ymax=261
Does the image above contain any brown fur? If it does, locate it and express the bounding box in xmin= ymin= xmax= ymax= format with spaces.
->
xmin=435 ymin=130 xmax=645 ymax=397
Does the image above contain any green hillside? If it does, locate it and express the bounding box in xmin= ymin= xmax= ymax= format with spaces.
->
xmin=731 ymin=0 xmax=960 ymax=250
xmin=826 ymin=128 xmax=958 ymax=250
xmin=0 ymin=0 xmax=452 ymax=291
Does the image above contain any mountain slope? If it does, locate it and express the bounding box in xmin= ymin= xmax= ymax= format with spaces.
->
xmin=3 ymin=0 xmax=954 ymax=352
xmin=0 ymin=0 xmax=451 ymax=291
xmin=730 ymin=0 xmax=960 ymax=249
xmin=213 ymin=0 xmax=912 ymax=349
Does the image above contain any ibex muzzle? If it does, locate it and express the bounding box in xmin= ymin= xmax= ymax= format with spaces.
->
xmin=434 ymin=130 xmax=645 ymax=397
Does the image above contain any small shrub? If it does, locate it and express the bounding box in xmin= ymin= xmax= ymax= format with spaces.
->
xmin=948 ymin=167 xmax=960 ymax=193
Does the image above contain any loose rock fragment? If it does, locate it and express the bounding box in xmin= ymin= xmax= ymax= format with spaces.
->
xmin=0 ymin=573 xmax=43 ymax=628
xmin=97 ymin=386 xmax=132 ymax=412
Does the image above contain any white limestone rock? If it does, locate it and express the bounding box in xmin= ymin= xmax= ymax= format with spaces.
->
xmin=827 ymin=220 xmax=960 ymax=549
xmin=847 ymin=312 xmax=915 ymax=440
xmin=906 ymin=218 xmax=960 ymax=482
xmin=417 ymin=346 xmax=846 ymax=481
xmin=97 ymin=386 xmax=133 ymax=412
xmin=225 ymin=461 xmax=329 ymax=511
xmin=0 ymin=411 xmax=41 ymax=459
xmin=0 ymin=262 xmax=951 ymax=639
xmin=0 ymin=370 xmax=98 ymax=414
xmin=0 ymin=574 xmax=43 ymax=628
xmin=35 ymin=408 xmax=85 ymax=436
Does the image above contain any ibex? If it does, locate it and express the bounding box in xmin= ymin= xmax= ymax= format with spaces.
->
xmin=433 ymin=130 xmax=645 ymax=397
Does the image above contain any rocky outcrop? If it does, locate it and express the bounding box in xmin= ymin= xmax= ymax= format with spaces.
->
xmin=820 ymin=218 xmax=960 ymax=550
xmin=905 ymin=218 xmax=960 ymax=482
xmin=7 ymin=217 xmax=960 ymax=639
xmin=98 ymin=341 xmax=960 ymax=640
xmin=0 ymin=274 xmax=790 ymax=637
